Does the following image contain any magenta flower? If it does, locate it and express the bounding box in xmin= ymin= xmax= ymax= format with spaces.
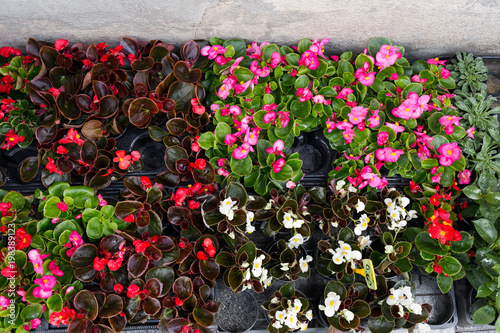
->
xmin=65 ymin=286 xmax=75 ymax=295
xmin=348 ymin=106 xmax=368 ymax=125
xmin=217 ymin=158 xmax=226 ymax=167
xmin=376 ymin=147 xmax=404 ymax=163
xmin=336 ymin=88 xmax=353 ymax=100
xmin=466 ymin=126 xmax=475 ymax=138
xmin=271 ymin=158 xmax=285 ymax=173
xmin=49 ymin=261 xmax=64 ymax=277
xmin=263 ymin=111 xmax=276 ymax=124
xmin=233 ymin=143 xmax=252 ymax=159
xmin=367 ymin=109 xmax=381 ymax=128
xmin=417 ymin=144 xmax=431 ymax=160
xmin=28 ymin=249 xmax=48 ymax=275
xmin=375 ymin=45 xmax=400 ymax=69
xmin=342 ymin=128 xmax=356 ymax=144
xmin=26 ymin=318 xmax=41 ymax=330
xmin=438 ymin=142 xmax=461 ymax=166
xmin=98 ymin=194 xmax=108 ymax=207
xmin=244 ymin=128 xmax=259 ymax=146
xmin=215 ymin=55 xmax=232 ymax=65
xmin=354 ymin=62 xmax=376 ymax=86
xmin=440 ymin=68 xmax=451 ymax=79
xmin=286 ymin=181 xmax=296 ymax=189
xmin=427 ymin=57 xmax=447 ymax=65
xmin=408 ymin=92 xmax=430 ymax=117
xmin=296 ymin=88 xmax=313 ymax=102
xmin=56 ymin=202 xmax=68 ymax=212
xmin=250 ymin=61 xmax=270 ymax=77
xmin=439 ymin=115 xmax=461 ymax=135
xmin=201 ymin=45 xmax=227 ymax=60
xmin=217 ymin=168 xmax=230 ymax=177
xmin=298 ymin=51 xmax=319 ymax=70
xmin=33 ymin=275 xmax=57 ymax=299
xmin=266 ymin=139 xmax=286 ymax=158
xmin=377 ymin=132 xmax=389 ymax=146
xmin=385 ymin=122 xmax=405 ymax=133
xmin=343 ymin=152 xmax=361 ymax=160
xmin=277 ymin=111 xmax=290 ymax=128
xmin=51 ymin=218 xmax=60 ymax=224
xmin=359 ymin=166 xmax=382 ymax=189
xmin=393 ymin=98 xmax=418 ymax=120
xmin=246 ymin=42 xmax=270 ymax=60
xmin=336 ymin=120 xmax=353 ymax=131
xmin=309 ymin=39 xmax=329 ymax=58
xmin=229 ymin=56 xmax=244 ymax=74
xmin=458 ymin=169 xmax=471 ymax=184
xmin=224 ymin=134 xmax=237 ymax=146
xmin=389 ymin=73 xmax=399 ymax=80
xmin=326 ymin=119 xmax=336 ymax=133
xmin=0 ymin=296 xmax=10 ymax=310
xmin=312 ymin=94 xmax=331 ymax=105
xmin=270 ymin=52 xmax=281 ymax=68
xmin=69 ymin=231 xmax=84 ymax=247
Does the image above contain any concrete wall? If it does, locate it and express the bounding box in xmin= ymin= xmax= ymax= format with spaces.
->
xmin=1 ymin=0 xmax=499 ymax=59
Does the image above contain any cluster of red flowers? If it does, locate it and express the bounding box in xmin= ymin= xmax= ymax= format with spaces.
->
xmin=93 ymin=247 xmax=126 ymax=272
xmin=113 ymin=150 xmax=141 ymax=170
xmin=426 ymin=207 xmax=462 ymax=245
xmin=196 ymin=238 xmax=216 ymax=261
xmin=171 ymin=182 xmax=215 ymax=207
xmin=0 ymin=98 xmax=16 ymax=121
xmin=15 ymin=227 xmax=32 ymax=250
xmin=49 ymin=307 xmax=76 ymax=327
xmin=181 ymin=324 xmax=201 ymax=333
xmin=0 ymin=46 xmax=21 ymax=58
xmin=0 ymin=202 xmax=12 ymax=217
xmin=126 ymin=284 xmax=148 ymax=298
xmin=1 ymin=129 xmax=24 ymax=150
xmin=0 ymin=76 xmax=14 ymax=94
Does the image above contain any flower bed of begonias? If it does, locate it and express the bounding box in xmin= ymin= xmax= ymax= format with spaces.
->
xmin=0 ymin=35 xmax=496 ymax=333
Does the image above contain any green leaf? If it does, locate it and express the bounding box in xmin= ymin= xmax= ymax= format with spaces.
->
xmin=270 ymin=164 xmax=293 ymax=181
xmin=233 ymin=67 xmax=253 ymax=83
xmin=63 ymin=186 xmax=94 ymax=209
xmin=463 ymin=185 xmax=482 ymax=200
xmin=20 ymin=304 xmax=42 ymax=321
xmin=439 ymin=256 xmax=461 ymax=276
xmin=437 ymin=273 xmax=453 ymax=294
xmin=473 ymin=218 xmax=498 ymax=243
xmin=198 ymin=132 xmax=215 ymax=150
xmin=368 ymin=37 xmax=392 ymax=57
xmin=47 ymin=293 xmax=63 ymax=312
xmin=421 ymin=158 xmax=438 ymax=169
xmin=472 ymin=305 xmax=496 ymax=325
xmin=215 ymin=122 xmax=231 ymax=145
xmin=415 ymin=232 xmax=448 ymax=256
xmin=230 ymin=156 xmax=252 ymax=176
xmin=290 ymin=100 xmax=311 ymax=119
xmin=450 ymin=232 xmax=474 ymax=253
xmin=223 ymin=39 xmax=246 ymax=58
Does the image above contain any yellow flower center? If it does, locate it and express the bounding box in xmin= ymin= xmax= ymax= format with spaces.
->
xmin=447 ymin=150 xmax=452 ymax=155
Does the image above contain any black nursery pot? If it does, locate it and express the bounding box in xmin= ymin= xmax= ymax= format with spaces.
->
xmin=216 ymin=284 xmax=259 ymax=333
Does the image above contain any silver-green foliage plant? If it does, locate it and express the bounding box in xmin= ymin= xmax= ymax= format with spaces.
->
xmin=447 ymin=52 xmax=488 ymax=94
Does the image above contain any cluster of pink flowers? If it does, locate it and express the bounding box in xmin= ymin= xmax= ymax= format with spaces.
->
xmin=298 ymin=39 xmax=329 ymax=70
xmin=375 ymin=45 xmax=402 ymax=69
xmin=392 ymin=92 xmax=430 ymax=120
xmin=27 ymin=249 xmax=67 ymax=299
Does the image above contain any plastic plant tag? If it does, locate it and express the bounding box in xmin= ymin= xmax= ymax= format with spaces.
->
xmin=354 ymin=259 xmax=377 ymax=290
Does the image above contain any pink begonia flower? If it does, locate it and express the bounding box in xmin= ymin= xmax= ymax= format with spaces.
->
xmin=250 ymin=61 xmax=270 ymax=77
xmin=458 ymin=169 xmax=472 ymax=184
xmin=354 ymin=61 xmax=376 ymax=86
xmin=309 ymin=39 xmax=329 ymax=58
xmin=417 ymin=144 xmax=431 ymax=160
xmin=393 ymin=98 xmax=418 ymax=120
xmin=336 ymin=88 xmax=353 ymax=100
xmin=359 ymin=166 xmax=382 ymax=189
xmin=266 ymin=139 xmax=286 ymax=157
xmin=296 ymin=88 xmax=313 ymax=102
xmin=51 ymin=218 xmax=60 ymax=224
xmin=230 ymin=56 xmax=244 ymax=74
xmin=217 ymin=158 xmax=226 ymax=167
xmin=312 ymin=95 xmax=331 ymax=105
xmin=224 ymin=134 xmax=237 ymax=146
xmin=217 ymin=168 xmax=230 ymax=177
xmin=33 ymin=275 xmax=57 ymax=299
xmin=17 ymin=288 xmax=26 ymax=302
xmin=264 ymin=85 xmax=271 ymax=94
xmin=277 ymin=111 xmax=290 ymax=128
xmin=326 ymin=118 xmax=336 ymax=132
xmin=49 ymin=261 xmax=64 ymax=276
xmin=376 ymin=147 xmax=404 ymax=163
xmin=263 ymin=111 xmax=276 ymax=124
xmin=298 ymin=51 xmax=319 ymax=70
xmin=98 ymin=194 xmax=107 ymax=207
xmin=377 ymin=132 xmax=389 ymax=146
xmin=270 ymin=52 xmax=281 ymax=68
xmin=200 ymin=45 xmax=227 ymax=60
xmin=343 ymin=152 xmax=361 ymax=160
xmin=466 ymin=126 xmax=475 ymax=138
xmin=247 ymin=42 xmax=270 ymax=60
xmin=348 ymin=106 xmax=369 ymax=125
xmin=0 ymin=296 xmax=10 ymax=310
xmin=336 ymin=120 xmax=353 ymax=131
xmin=215 ymin=55 xmax=232 ymax=66
xmin=235 ymin=79 xmax=253 ymax=94
xmin=28 ymin=249 xmax=48 ymax=275
xmin=367 ymin=109 xmax=381 ymax=128
xmin=262 ymin=103 xmax=278 ymax=111
xmin=271 ymin=158 xmax=285 ymax=173
xmin=385 ymin=122 xmax=405 ymax=133
xmin=438 ymin=142 xmax=461 ymax=166
xmin=286 ymin=181 xmax=296 ymax=189
xmin=217 ymin=84 xmax=230 ymax=99
xmin=346 ymin=101 xmax=358 ymax=107
xmin=210 ymin=104 xmax=221 ymax=113
xmin=375 ymin=45 xmax=401 ymax=69
xmin=408 ymin=92 xmax=430 ymax=117
xmin=440 ymin=68 xmax=451 ymax=79
xmin=431 ymin=173 xmax=442 ymax=183
xmin=65 ymin=286 xmax=75 ymax=295
xmin=439 ymin=115 xmax=461 ymax=135
xmin=56 ymin=202 xmax=68 ymax=212
xmin=26 ymin=318 xmax=41 ymax=330
xmin=427 ymin=57 xmax=447 ymax=65
xmin=244 ymin=128 xmax=259 ymax=146
xmin=233 ymin=143 xmax=252 ymax=159
xmin=342 ymin=128 xmax=356 ymax=144
xmin=69 ymin=231 xmax=84 ymax=247
xmin=389 ymin=73 xmax=399 ymax=80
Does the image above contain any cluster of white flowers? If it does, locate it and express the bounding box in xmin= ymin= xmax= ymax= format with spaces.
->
xmin=358 ymin=235 xmax=372 ymax=250
xmin=219 ymin=197 xmax=258 ymax=234
xmin=272 ymin=298 xmax=313 ymax=331
xmin=241 ymin=254 xmax=272 ymax=291
xmin=386 ymin=286 xmax=423 ymax=317
xmin=245 ymin=211 xmax=255 ymax=233
xmin=283 ymin=211 xmax=305 ymax=229
xmin=319 ymin=291 xmax=355 ymax=322
xmin=287 ymin=234 xmax=304 ymax=249
xmin=354 ymin=213 xmax=369 ymax=235
xmin=328 ymin=241 xmax=362 ymax=268
xmin=280 ymin=255 xmax=313 ymax=274
xmin=335 ymin=180 xmax=357 ymax=196
xmin=385 ymin=196 xmax=418 ymax=231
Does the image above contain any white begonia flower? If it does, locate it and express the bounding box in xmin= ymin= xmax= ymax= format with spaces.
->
xmin=264 ymin=199 xmax=275 ymax=210
xmin=410 ymin=303 xmax=422 ymax=315
xmin=305 ymin=310 xmax=313 ymax=321
xmin=407 ymin=209 xmax=418 ymax=220
xmin=399 ymin=196 xmax=410 ymax=208
xmin=358 ymin=235 xmax=372 ymax=249
xmin=319 ymin=291 xmax=341 ymax=317
xmin=355 ymin=199 xmax=365 ymax=213
xmin=416 ymin=323 xmax=431 ymax=332
xmin=292 ymin=299 xmax=302 ymax=313
xmin=271 ymin=297 xmax=279 ymax=304
xmin=285 ymin=313 xmax=298 ymax=330
xmin=248 ymin=196 xmax=255 ymax=201
xmin=339 ymin=309 xmax=355 ymax=323
xmin=260 ymin=268 xmax=272 ymax=288
xmin=280 ymin=262 xmax=290 ymax=271
xmin=252 ymin=254 xmax=265 ymax=277
xmin=219 ymin=198 xmax=238 ymax=220
xmin=336 ymin=180 xmax=346 ymax=191
xmin=283 ymin=211 xmax=295 ymax=229
xmin=331 ymin=221 xmax=339 ymax=228
xmin=385 ymin=245 xmax=394 ymax=254
xmin=293 ymin=219 xmax=304 ymax=229
xmin=384 ymin=198 xmax=395 ymax=211
xmin=386 ymin=290 xmax=398 ymax=306
xmin=244 ymin=269 xmax=251 ymax=281
xmin=338 ymin=188 xmax=347 ymax=196
xmin=246 ymin=223 xmax=256 ymax=234
xmin=298 ymin=321 xmax=308 ymax=331
xmin=354 ymin=214 xmax=370 ymax=235
xmin=299 ymin=255 xmax=313 ymax=273
xmin=397 ymin=304 xmax=405 ymax=318
xmin=338 ymin=241 xmax=351 ymax=256
xmin=272 ymin=320 xmax=283 ymax=329
xmin=332 ymin=252 xmax=345 ymax=265
xmin=346 ymin=250 xmax=362 ymax=261
xmin=347 ymin=183 xmax=357 ymax=193
xmin=227 ymin=231 xmax=235 ymax=239
xmin=242 ymin=261 xmax=249 ymax=268
xmin=389 ymin=209 xmax=400 ymax=221
xmin=275 ymin=310 xmax=286 ymax=323
xmin=287 ymin=234 xmax=304 ymax=249
xmin=245 ymin=211 xmax=255 ymax=234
